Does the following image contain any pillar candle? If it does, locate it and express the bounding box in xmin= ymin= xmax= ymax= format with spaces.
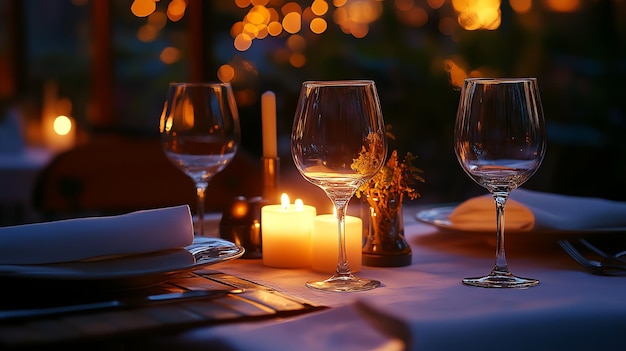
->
xmin=261 ymin=91 xmax=277 ymax=158
xmin=262 ymin=194 xmax=316 ymax=268
xmin=311 ymin=214 xmax=362 ymax=273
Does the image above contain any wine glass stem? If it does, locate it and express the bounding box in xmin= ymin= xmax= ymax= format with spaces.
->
xmin=196 ymin=183 xmax=208 ymax=237
xmin=335 ymin=203 xmax=351 ymax=278
xmin=493 ymin=192 xmax=509 ymax=273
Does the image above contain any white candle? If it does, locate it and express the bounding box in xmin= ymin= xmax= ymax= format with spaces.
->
xmin=262 ymin=194 xmax=316 ymax=268
xmin=312 ymin=214 xmax=362 ymax=273
xmin=261 ymin=91 xmax=277 ymax=158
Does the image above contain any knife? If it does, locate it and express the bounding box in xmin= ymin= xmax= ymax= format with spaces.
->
xmin=0 ymin=288 xmax=243 ymax=322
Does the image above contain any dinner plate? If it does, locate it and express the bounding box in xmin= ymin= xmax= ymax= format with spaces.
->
xmin=415 ymin=206 xmax=459 ymax=230
xmin=0 ymin=237 xmax=244 ymax=291
xmin=414 ymin=206 xmax=527 ymax=233
xmin=416 ymin=206 xmax=626 ymax=234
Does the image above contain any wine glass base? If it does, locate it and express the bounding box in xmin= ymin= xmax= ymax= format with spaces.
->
xmin=462 ymin=271 xmax=539 ymax=288
xmin=306 ymin=275 xmax=380 ymax=292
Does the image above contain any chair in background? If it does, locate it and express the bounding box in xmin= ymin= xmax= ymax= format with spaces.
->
xmin=32 ymin=135 xmax=263 ymax=220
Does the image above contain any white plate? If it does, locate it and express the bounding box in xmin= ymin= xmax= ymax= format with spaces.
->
xmin=0 ymin=237 xmax=244 ymax=290
xmin=415 ymin=206 xmax=527 ymax=233
xmin=416 ymin=206 xmax=626 ymax=234
xmin=416 ymin=206 xmax=459 ymax=230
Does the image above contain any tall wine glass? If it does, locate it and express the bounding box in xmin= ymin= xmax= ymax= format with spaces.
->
xmin=160 ymin=82 xmax=240 ymax=236
xmin=454 ymin=77 xmax=546 ymax=288
xmin=291 ymin=80 xmax=387 ymax=292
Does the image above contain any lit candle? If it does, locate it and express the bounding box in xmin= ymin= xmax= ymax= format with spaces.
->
xmin=312 ymin=213 xmax=362 ymax=273
xmin=261 ymin=193 xmax=316 ymax=268
xmin=261 ymin=91 xmax=277 ymax=158
xmin=43 ymin=114 xmax=76 ymax=152
xmin=41 ymin=82 xmax=76 ymax=152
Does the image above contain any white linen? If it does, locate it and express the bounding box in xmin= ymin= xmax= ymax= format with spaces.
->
xmin=183 ymin=304 xmax=403 ymax=351
xmin=450 ymin=188 xmax=626 ymax=231
xmin=511 ymin=188 xmax=626 ymax=230
xmin=355 ymin=281 xmax=626 ymax=351
xmin=174 ymin=204 xmax=626 ymax=351
xmin=0 ymin=205 xmax=194 ymax=264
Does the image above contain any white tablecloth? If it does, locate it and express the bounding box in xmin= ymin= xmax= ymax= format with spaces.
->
xmin=172 ymin=205 xmax=626 ymax=350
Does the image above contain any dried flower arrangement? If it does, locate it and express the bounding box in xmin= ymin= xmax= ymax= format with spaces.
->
xmin=352 ymin=125 xmax=425 ymax=266
xmin=354 ymin=126 xmax=425 ymax=215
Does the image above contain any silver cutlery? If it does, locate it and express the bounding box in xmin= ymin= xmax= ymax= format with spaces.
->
xmin=559 ymin=239 xmax=626 ymax=276
xmin=0 ymin=288 xmax=243 ymax=322
xmin=577 ymin=238 xmax=626 ymax=265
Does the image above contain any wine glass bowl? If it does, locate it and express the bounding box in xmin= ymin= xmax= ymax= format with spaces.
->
xmin=291 ymin=80 xmax=387 ymax=292
xmin=454 ymin=77 xmax=546 ymax=288
xmin=160 ymin=82 xmax=240 ymax=236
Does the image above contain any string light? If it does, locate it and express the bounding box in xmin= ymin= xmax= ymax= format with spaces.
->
xmin=128 ymin=0 xmax=583 ymax=75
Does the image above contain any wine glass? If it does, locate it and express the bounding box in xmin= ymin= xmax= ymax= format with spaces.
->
xmin=159 ymin=82 xmax=240 ymax=236
xmin=454 ymin=77 xmax=546 ymax=288
xmin=291 ymin=80 xmax=387 ymax=292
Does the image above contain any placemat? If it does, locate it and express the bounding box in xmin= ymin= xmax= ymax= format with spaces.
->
xmin=0 ymin=269 xmax=327 ymax=348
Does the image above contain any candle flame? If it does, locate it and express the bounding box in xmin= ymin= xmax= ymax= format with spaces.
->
xmin=295 ymin=199 xmax=303 ymax=210
xmin=53 ymin=115 xmax=72 ymax=136
xmin=231 ymin=198 xmax=248 ymax=218
xmin=281 ymin=193 xmax=290 ymax=209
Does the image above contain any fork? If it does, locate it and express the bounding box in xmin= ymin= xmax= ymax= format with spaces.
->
xmin=578 ymin=238 xmax=626 ymax=265
xmin=559 ymin=240 xmax=626 ymax=276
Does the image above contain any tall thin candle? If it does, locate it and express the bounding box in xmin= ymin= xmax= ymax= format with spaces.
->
xmin=261 ymin=91 xmax=277 ymax=158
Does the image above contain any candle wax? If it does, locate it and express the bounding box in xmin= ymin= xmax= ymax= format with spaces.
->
xmin=261 ymin=203 xmax=316 ymax=268
xmin=311 ymin=214 xmax=362 ymax=273
xmin=261 ymin=91 xmax=277 ymax=158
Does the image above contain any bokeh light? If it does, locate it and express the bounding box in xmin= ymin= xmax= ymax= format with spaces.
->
xmin=160 ymin=46 xmax=181 ymax=64
xmin=53 ymin=115 xmax=73 ymax=136
xmin=234 ymin=33 xmax=253 ymax=51
xmin=286 ymin=34 xmax=306 ymax=51
xmin=130 ymin=0 xmax=155 ymax=17
xmin=167 ymin=0 xmax=186 ymax=21
xmin=282 ymin=12 xmax=302 ymax=34
xmin=218 ymin=64 xmax=236 ymax=83
xmin=544 ymin=0 xmax=581 ymax=12
xmin=289 ymin=52 xmax=306 ymax=67
xmin=127 ymin=0 xmax=586 ymax=77
xmin=510 ymin=0 xmax=532 ymax=14
xmin=310 ymin=17 xmax=328 ymax=34
xmin=137 ymin=24 xmax=159 ymax=42
xmin=311 ymin=0 xmax=329 ymax=15
xmin=452 ymin=0 xmax=502 ymax=30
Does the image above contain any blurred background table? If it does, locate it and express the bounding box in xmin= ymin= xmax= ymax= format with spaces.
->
xmin=0 ymin=146 xmax=52 ymax=225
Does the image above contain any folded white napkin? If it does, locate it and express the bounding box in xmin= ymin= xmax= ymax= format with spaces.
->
xmin=449 ymin=188 xmax=626 ymax=231
xmin=0 ymin=205 xmax=194 ymax=264
xmin=449 ymin=196 xmax=535 ymax=231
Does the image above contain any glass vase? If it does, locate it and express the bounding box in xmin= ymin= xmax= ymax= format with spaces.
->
xmin=361 ymin=194 xmax=412 ymax=267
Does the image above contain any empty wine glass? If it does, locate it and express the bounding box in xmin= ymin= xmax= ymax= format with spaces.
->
xmin=160 ymin=82 xmax=240 ymax=236
xmin=291 ymin=80 xmax=387 ymax=292
xmin=454 ymin=77 xmax=546 ymax=288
